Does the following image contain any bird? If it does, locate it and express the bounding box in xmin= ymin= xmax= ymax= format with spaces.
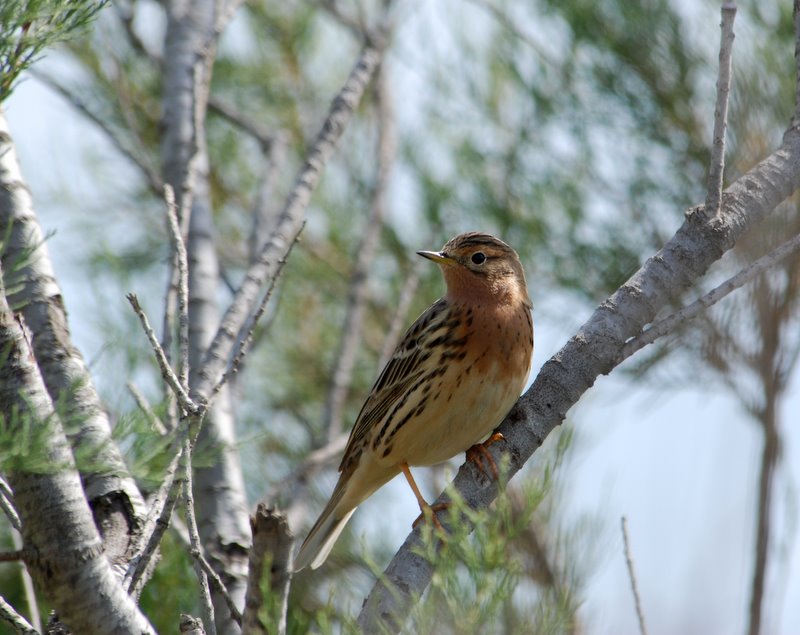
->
xmin=293 ymin=232 xmax=534 ymax=571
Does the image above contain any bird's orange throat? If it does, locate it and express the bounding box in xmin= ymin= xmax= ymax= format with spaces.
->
xmin=442 ymin=265 xmax=530 ymax=308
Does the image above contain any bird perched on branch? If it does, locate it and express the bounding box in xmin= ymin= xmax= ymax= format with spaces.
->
xmin=294 ymin=232 xmax=534 ymax=571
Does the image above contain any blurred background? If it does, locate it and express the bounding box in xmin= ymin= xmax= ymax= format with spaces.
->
xmin=2 ymin=0 xmax=799 ymax=633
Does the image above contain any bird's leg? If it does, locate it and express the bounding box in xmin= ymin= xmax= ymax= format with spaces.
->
xmin=465 ymin=432 xmax=505 ymax=480
xmin=400 ymin=462 xmax=448 ymax=530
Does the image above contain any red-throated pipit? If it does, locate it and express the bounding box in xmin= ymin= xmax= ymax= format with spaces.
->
xmin=294 ymin=232 xmax=533 ymax=570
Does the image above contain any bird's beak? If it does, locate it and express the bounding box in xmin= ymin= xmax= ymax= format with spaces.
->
xmin=417 ymin=250 xmax=454 ymax=265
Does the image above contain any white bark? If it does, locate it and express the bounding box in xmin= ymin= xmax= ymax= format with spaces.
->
xmin=0 ymin=112 xmax=147 ymax=575
xmin=0 ymin=270 xmax=154 ymax=634
xmin=357 ymin=124 xmax=800 ymax=632
xmin=160 ymin=1 xmax=251 ymax=632
xmin=194 ymin=43 xmax=384 ymax=398
xmin=188 ymin=162 xmax=251 ymax=633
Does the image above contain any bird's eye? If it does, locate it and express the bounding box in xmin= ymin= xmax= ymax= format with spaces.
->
xmin=471 ymin=252 xmax=486 ymax=265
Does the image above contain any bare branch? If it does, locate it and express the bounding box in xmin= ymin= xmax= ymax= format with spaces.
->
xmin=183 ymin=440 xmax=217 ymax=635
xmin=210 ymin=223 xmax=305 ymax=400
xmin=705 ymin=2 xmax=737 ymax=217
xmin=196 ymin=37 xmax=388 ymax=400
xmin=319 ymin=0 xmax=366 ymax=37
xmin=0 ymin=595 xmax=38 ymax=635
xmin=115 ymin=2 xmax=162 ymax=62
xmin=243 ymin=505 xmax=294 ymax=635
xmin=126 ymin=293 xmax=202 ymax=416
xmin=208 ymin=95 xmax=276 ymax=149
xmin=191 ymin=549 xmax=243 ymax=628
xmin=0 ymin=550 xmax=27 ymax=562
xmin=747 ymin=417 xmax=780 ymax=635
xmin=619 ymin=230 xmax=800 ymax=362
xmin=126 ymin=440 xmax=186 ymax=596
xmin=323 ymin=64 xmax=395 ymax=442
xmin=0 ymin=476 xmax=21 ymax=532
xmin=164 ymin=185 xmax=191 ymax=393
xmin=621 ymin=517 xmax=648 ymax=635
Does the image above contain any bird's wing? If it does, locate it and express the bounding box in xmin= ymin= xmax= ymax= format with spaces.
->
xmin=339 ymin=299 xmax=449 ymax=471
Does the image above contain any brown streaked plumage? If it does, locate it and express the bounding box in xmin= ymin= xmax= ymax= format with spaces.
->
xmin=294 ymin=232 xmax=534 ymax=571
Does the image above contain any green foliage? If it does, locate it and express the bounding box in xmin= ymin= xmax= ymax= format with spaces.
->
xmin=404 ymin=430 xmax=583 ymax=634
xmin=0 ymin=0 xmax=108 ymax=100
xmin=0 ymin=398 xmax=67 ymax=475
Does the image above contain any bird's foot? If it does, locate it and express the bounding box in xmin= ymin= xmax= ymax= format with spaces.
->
xmin=466 ymin=432 xmax=505 ymax=480
xmin=412 ymin=502 xmax=450 ymax=531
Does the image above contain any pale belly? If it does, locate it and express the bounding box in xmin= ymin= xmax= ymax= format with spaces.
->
xmin=373 ymin=358 xmax=526 ymax=468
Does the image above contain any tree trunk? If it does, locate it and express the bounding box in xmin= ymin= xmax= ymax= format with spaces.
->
xmin=0 ymin=112 xmax=147 ymax=575
xmin=0 ymin=266 xmax=154 ymax=634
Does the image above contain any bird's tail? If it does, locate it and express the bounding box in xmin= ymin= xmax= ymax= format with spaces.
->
xmin=294 ymin=484 xmax=356 ymax=571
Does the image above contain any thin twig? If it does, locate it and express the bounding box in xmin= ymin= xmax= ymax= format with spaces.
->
xmin=182 ymin=440 xmax=217 ymax=635
xmin=208 ymin=95 xmax=276 ymax=149
xmin=115 ymin=2 xmax=162 ymax=62
xmin=127 ymin=293 xmax=202 ymax=416
xmin=0 ymin=595 xmax=38 ymax=635
xmin=210 ymin=223 xmax=305 ymax=400
xmin=619 ymin=231 xmax=800 ymax=361
xmin=191 ymin=548 xmax=242 ymax=627
xmin=195 ymin=36 xmax=388 ymax=401
xmin=164 ymin=185 xmax=191 ymax=394
xmin=126 ymin=439 xmax=186 ymax=596
xmin=167 ymin=481 xmax=242 ymax=626
xmin=0 ymin=476 xmax=21 ymax=532
xmin=621 ymin=517 xmax=648 ymax=635
xmin=127 ymin=382 xmax=169 ymax=435
xmin=0 ymin=550 xmax=26 ymax=562
xmin=705 ymin=1 xmax=737 ymax=217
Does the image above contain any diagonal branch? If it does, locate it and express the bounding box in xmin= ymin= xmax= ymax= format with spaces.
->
xmin=0 ymin=595 xmax=37 ymax=635
xmin=126 ymin=293 xmax=202 ymax=415
xmin=619 ymin=229 xmax=800 ymax=361
xmin=194 ymin=37 xmax=388 ymax=400
xmin=357 ymin=123 xmax=800 ymax=632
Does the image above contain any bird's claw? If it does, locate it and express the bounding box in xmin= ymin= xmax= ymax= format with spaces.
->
xmin=412 ymin=502 xmax=450 ymax=531
xmin=466 ymin=432 xmax=505 ymax=480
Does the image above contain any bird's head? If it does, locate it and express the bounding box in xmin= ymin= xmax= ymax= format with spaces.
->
xmin=418 ymin=232 xmax=530 ymax=307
